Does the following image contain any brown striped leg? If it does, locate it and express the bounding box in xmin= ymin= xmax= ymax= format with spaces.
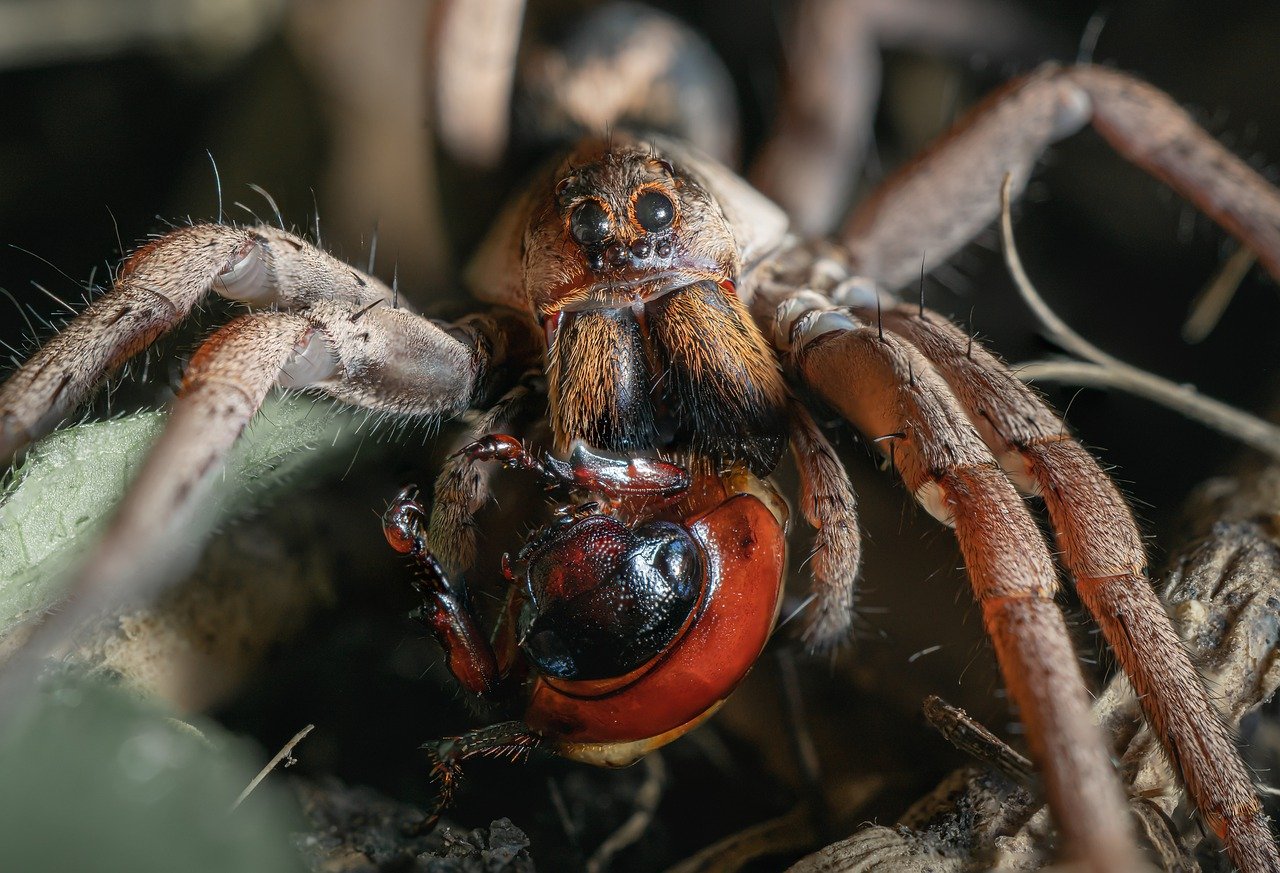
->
xmin=0 ymin=297 xmax=494 ymax=715
xmin=427 ymin=449 xmax=494 ymax=578
xmin=866 ymin=302 xmax=1279 ymax=873
xmin=72 ymin=312 xmax=312 ymax=602
xmin=841 ymin=64 xmax=1280 ymax=291
xmin=0 ymin=225 xmax=255 ymax=460
xmin=779 ymin=308 xmax=1141 ymax=872
xmin=0 ymin=223 xmax=401 ymax=463
xmin=788 ymin=400 xmax=862 ymax=649
xmin=0 ymin=310 xmax=310 ymax=703
xmin=58 ymin=300 xmax=481 ymax=610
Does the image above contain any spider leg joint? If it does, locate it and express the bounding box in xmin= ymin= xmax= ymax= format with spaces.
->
xmin=914 ymin=478 xmax=956 ymax=528
xmin=214 ymin=236 xmax=277 ymax=306
xmin=277 ymin=328 xmax=339 ymax=388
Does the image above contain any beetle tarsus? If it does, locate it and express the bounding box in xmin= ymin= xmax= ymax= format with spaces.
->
xmin=460 ymin=433 xmax=692 ymax=502
xmin=457 ymin=434 xmax=569 ymax=492
xmin=383 ymin=485 xmax=427 ymax=555
xmin=417 ymin=721 xmax=545 ymax=825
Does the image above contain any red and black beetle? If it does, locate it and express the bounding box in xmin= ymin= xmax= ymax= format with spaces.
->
xmin=383 ymin=434 xmax=787 ymax=811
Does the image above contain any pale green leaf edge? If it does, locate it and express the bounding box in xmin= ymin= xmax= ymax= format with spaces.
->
xmin=0 ymin=394 xmax=361 ymax=634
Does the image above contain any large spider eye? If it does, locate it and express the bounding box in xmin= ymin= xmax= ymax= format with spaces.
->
xmin=570 ymin=200 xmax=612 ymax=246
xmin=635 ymin=191 xmax=674 ymax=232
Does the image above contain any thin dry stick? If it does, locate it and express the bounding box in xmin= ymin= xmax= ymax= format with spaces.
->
xmin=231 ymin=723 xmax=315 ymax=811
xmin=776 ymin=648 xmax=825 ymax=825
xmin=922 ymin=695 xmax=1034 ymax=786
xmin=998 ymin=173 xmax=1280 ymax=461
xmin=1182 ymin=244 xmax=1257 ymax=343
xmin=585 ymin=753 xmax=667 ymax=873
xmin=663 ymin=805 xmax=818 ymax=873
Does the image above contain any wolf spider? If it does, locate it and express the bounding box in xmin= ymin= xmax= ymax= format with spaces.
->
xmin=3 ymin=3 xmax=1280 ymax=871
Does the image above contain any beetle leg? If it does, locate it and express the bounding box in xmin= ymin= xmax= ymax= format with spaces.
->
xmin=385 ymin=487 xmax=502 ymax=697
xmin=780 ymin=306 xmax=1142 ymax=872
xmin=455 ymin=434 xmax=577 ymax=491
xmin=868 ymin=302 xmax=1279 ymax=872
xmin=415 ymin=720 xmax=544 ymax=833
xmin=454 ymin=434 xmax=691 ymax=502
xmin=788 ymin=400 xmax=862 ymax=650
xmin=840 ymin=63 xmax=1280 ymax=291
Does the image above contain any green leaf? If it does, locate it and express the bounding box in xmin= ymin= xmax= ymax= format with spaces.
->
xmin=0 ymin=394 xmax=358 ymax=635
xmin=0 ymin=672 xmax=306 ymax=873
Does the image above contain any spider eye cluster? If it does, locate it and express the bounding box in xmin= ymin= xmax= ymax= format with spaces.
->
xmin=562 ymin=181 xmax=679 ymax=273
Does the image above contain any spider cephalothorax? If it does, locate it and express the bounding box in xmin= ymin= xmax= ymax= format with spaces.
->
xmin=484 ymin=134 xmax=792 ymax=475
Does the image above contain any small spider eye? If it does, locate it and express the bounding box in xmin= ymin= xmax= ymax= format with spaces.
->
xmin=570 ymin=200 xmax=612 ymax=246
xmin=635 ymin=191 xmax=674 ymax=232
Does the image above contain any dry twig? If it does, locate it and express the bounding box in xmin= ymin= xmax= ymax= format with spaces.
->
xmin=585 ymin=753 xmax=668 ymax=873
xmin=998 ymin=173 xmax=1280 ymax=462
xmin=232 ymin=724 xmax=315 ymax=811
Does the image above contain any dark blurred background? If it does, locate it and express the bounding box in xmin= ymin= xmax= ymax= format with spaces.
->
xmin=2 ymin=1 xmax=1279 ymax=869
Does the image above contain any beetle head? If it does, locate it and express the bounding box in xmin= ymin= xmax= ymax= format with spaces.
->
xmin=517 ymin=515 xmax=703 ymax=682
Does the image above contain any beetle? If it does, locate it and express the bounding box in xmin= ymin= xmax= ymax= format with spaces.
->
xmin=382 ymin=436 xmax=787 ymax=801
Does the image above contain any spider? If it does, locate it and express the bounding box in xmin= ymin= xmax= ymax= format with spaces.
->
xmin=2 ymin=2 xmax=1280 ymax=871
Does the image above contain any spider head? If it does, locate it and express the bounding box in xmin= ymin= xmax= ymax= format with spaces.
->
xmin=523 ymin=134 xmax=741 ymax=317
xmin=465 ymin=133 xmax=792 ymax=473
